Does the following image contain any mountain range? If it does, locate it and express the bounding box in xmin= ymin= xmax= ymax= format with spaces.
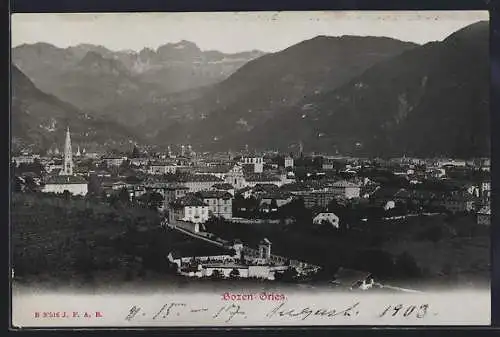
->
xmin=11 ymin=65 xmax=139 ymax=153
xmin=148 ymin=21 xmax=490 ymax=158
xmin=12 ymin=41 xmax=265 ymax=125
xmin=240 ymin=20 xmax=490 ymax=158
xmin=141 ymin=35 xmax=418 ymax=138
xmin=11 ymin=21 xmax=490 ymax=158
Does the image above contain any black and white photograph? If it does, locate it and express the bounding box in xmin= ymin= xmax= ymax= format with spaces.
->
xmin=10 ymin=11 xmax=491 ymax=327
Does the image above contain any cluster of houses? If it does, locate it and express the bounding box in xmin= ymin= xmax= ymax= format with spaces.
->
xmin=12 ymin=128 xmax=492 ymax=229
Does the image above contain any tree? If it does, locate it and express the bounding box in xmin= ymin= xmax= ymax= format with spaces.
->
xmin=62 ymin=190 xmax=71 ymax=201
xmin=352 ymin=249 xmax=394 ymax=279
xmin=417 ymin=224 xmax=444 ymax=243
xmin=118 ymin=187 xmax=131 ymax=205
xmin=211 ymin=269 xmax=223 ymax=279
xmin=394 ymin=252 xmax=421 ymax=279
xmin=140 ymin=192 xmax=164 ymax=210
xmin=87 ymin=174 xmax=101 ymax=198
xmin=229 ymin=268 xmax=240 ymax=279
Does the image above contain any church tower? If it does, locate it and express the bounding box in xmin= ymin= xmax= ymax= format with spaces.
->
xmin=61 ymin=127 xmax=74 ymax=176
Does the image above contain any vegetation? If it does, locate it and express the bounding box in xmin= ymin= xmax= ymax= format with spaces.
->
xmin=12 ymin=192 xmax=164 ymax=284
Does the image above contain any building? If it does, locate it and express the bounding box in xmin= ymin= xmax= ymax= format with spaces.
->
xmin=169 ymin=194 xmax=210 ymax=225
xmin=148 ymin=161 xmax=178 ymax=175
xmin=102 ymin=156 xmax=126 ymax=167
xmin=130 ymin=157 xmax=150 ymax=167
xmin=181 ymin=174 xmax=224 ymax=193
xmin=193 ymin=165 xmax=232 ymax=180
xmin=313 ymin=212 xmax=340 ymax=228
xmin=477 ymin=206 xmax=491 ymax=225
xmin=211 ymin=183 xmax=235 ymax=196
xmin=245 ymin=173 xmax=282 ymax=188
xmin=196 ymin=190 xmax=233 ymax=219
xmin=322 ymin=158 xmax=335 ymax=170
xmin=481 ymin=181 xmax=491 ymax=202
xmin=163 ymin=184 xmax=190 ymax=207
xmin=442 ymin=194 xmax=475 ymax=213
xmin=144 ymin=182 xmax=189 ymax=208
xmin=284 ymin=156 xmax=294 ymax=169
xmin=224 ymin=164 xmax=246 ymax=190
xmin=41 ymin=127 xmax=88 ymax=196
xmin=260 ymin=192 xmax=294 ymax=208
xmin=42 ymin=175 xmax=88 ymax=196
xmin=331 ymin=180 xmax=361 ymax=199
xmin=258 ymin=238 xmax=272 ymax=261
xmin=12 ymin=155 xmax=38 ymax=166
xmin=292 ymin=190 xmax=337 ymax=209
xmin=241 ymin=156 xmax=264 ymax=173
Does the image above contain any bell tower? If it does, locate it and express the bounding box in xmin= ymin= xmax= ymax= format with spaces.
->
xmin=61 ymin=127 xmax=73 ymax=176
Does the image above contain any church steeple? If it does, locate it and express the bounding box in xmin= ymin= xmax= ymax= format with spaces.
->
xmin=61 ymin=126 xmax=73 ymax=176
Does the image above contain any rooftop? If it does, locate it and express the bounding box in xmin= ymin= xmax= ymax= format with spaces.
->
xmin=193 ymin=165 xmax=232 ymax=174
xmin=171 ymin=194 xmax=208 ymax=208
xmin=180 ymin=174 xmax=223 ymax=183
xmin=212 ymin=183 xmax=234 ymax=190
xmin=331 ymin=180 xmax=361 ymax=188
xmin=196 ymin=190 xmax=233 ymax=200
xmin=245 ymin=173 xmax=281 ymax=182
xmin=45 ymin=175 xmax=87 ymax=185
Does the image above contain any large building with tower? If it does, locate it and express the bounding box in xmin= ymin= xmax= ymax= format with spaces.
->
xmin=42 ymin=127 xmax=88 ymax=196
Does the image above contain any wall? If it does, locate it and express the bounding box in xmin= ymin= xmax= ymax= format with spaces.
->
xmin=175 ymin=220 xmax=200 ymax=233
xmin=202 ymin=266 xmax=249 ymax=278
xmin=248 ymin=265 xmax=273 ymax=279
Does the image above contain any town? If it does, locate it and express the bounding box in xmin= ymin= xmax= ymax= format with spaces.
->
xmin=11 ymin=127 xmax=491 ymax=291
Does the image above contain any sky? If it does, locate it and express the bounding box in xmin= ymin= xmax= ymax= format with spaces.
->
xmin=11 ymin=11 xmax=489 ymax=54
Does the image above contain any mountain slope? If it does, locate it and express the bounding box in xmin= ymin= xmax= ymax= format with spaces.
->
xmin=244 ymin=20 xmax=490 ymax=158
xmin=147 ymin=35 xmax=418 ymax=142
xmin=159 ymin=21 xmax=489 ymax=159
xmin=11 ymin=65 xmax=139 ymax=152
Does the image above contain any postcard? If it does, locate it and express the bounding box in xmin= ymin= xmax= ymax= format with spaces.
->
xmin=10 ymin=10 xmax=491 ymax=328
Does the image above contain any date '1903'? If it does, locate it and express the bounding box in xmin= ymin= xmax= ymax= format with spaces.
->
xmin=379 ymin=304 xmax=429 ymax=318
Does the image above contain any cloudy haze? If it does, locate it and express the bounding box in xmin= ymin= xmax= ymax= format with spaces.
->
xmin=11 ymin=11 xmax=488 ymax=53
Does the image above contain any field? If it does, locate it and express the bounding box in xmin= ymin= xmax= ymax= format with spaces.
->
xmin=11 ymin=193 xmax=490 ymax=290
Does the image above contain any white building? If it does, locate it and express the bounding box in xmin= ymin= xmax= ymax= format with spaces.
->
xmin=313 ymin=213 xmax=340 ymax=228
xmin=41 ymin=127 xmax=88 ymax=196
xmin=102 ymin=156 xmax=126 ymax=167
xmin=196 ymin=190 xmax=233 ymax=219
xmin=12 ymin=155 xmax=38 ymax=166
xmin=284 ymin=156 xmax=294 ymax=168
xmin=169 ymin=194 xmax=210 ymax=225
xmin=481 ymin=181 xmax=491 ymax=201
xmin=148 ymin=162 xmax=177 ymax=175
xmin=331 ymin=180 xmax=361 ymax=199
xmin=258 ymin=238 xmax=272 ymax=260
xmin=477 ymin=206 xmax=491 ymax=226
xmin=42 ymin=175 xmax=88 ymax=196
